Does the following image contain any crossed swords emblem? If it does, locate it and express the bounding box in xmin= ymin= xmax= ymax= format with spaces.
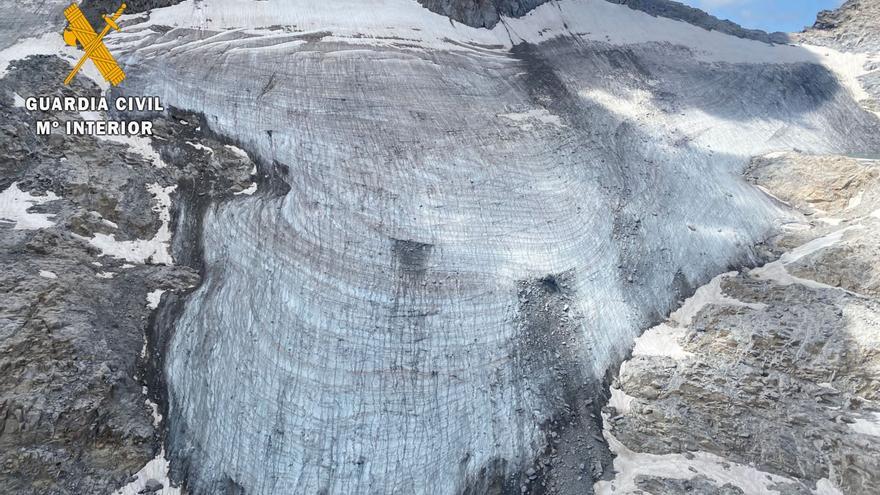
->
xmin=62 ymin=2 xmax=127 ymax=86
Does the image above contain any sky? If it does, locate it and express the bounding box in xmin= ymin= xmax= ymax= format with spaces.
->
xmin=680 ymin=0 xmax=846 ymax=33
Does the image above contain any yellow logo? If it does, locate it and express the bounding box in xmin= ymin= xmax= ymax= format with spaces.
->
xmin=62 ymin=3 xmax=127 ymax=86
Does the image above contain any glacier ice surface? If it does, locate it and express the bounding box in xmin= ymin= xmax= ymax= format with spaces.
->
xmin=101 ymin=0 xmax=880 ymax=493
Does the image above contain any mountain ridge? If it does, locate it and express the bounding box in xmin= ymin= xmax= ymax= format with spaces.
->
xmin=79 ymin=0 xmax=789 ymax=43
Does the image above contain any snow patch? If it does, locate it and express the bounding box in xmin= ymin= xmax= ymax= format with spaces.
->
xmin=186 ymin=140 xmax=214 ymax=153
xmin=0 ymin=182 xmax=59 ymax=230
xmin=38 ymin=270 xmax=57 ymax=279
xmin=0 ymin=31 xmax=109 ymax=90
xmin=113 ymin=448 xmax=180 ymax=495
xmin=107 ymin=136 xmax=165 ymax=167
xmin=147 ymin=289 xmax=166 ymax=310
xmin=141 ymin=385 xmax=164 ymax=428
xmin=0 ymin=32 xmax=64 ymax=78
xmin=234 ymin=182 xmax=258 ymax=196
xmin=607 ymin=387 xmax=635 ymax=415
xmin=849 ymin=412 xmax=880 ymax=437
xmin=631 ymin=323 xmax=692 ymax=360
xmin=498 ymin=108 xmax=565 ymax=130
xmin=225 ymin=144 xmax=250 ymax=159
xmin=627 ymin=272 xmax=763 ymax=361
xmin=818 ymin=217 xmax=843 ymax=226
xmin=814 ymin=479 xmax=845 ymax=495
xmin=801 ymin=45 xmax=878 ymax=118
xmin=754 ymin=185 xmax=792 ymax=207
xmin=82 ymin=111 xmax=167 ymax=168
xmin=846 ymin=190 xmax=864 ymax=210
xmin=85 ymin=184 xmax=176 ymax=265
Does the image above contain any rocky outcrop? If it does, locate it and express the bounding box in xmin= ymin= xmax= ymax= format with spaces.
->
xmin=804 ymin=0 xmax=880 ymax=52
xmin=1 ymin=56 xmax=162 ymax=495
xmin=416 ymin=0 xmax=549 ymax=28
xmin=80 ymin=0 xmax=187 ymax=21
xmin=601 ymin=152 xmax=880 ymax=494
xmin=0 ymin=55 xmax=256 ymax=493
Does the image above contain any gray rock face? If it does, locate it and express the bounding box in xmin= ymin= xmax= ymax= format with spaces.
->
xmin=805 ymin=0 xmax=880 ymax=52
xmin=81 ymin=0 xmax=187 ymax=18
xmin=416 ymin=0 xmax=549 ymax=28
xmin=615 ymin=277 xmax=880 ymax=491
xmin=0 ymin=53 xmax=256 ymax=493
xmin=635 ymin=475 xmax=745 ymax=495
xmin=0 ymin=57 xmax=161 ymax=495
xmin=604 ymin=152 xmax=880 ymax=494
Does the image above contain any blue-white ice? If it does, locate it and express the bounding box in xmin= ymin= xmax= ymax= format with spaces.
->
xmin=111 ymin=1 xmax=880 ymax=493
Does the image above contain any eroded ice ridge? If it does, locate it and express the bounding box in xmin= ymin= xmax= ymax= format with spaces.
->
xmin=101 ymin=0 xmax=880 ymax=493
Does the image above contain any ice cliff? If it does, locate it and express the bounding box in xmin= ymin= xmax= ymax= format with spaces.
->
xmin=2 ymin=0 xmax=877 ymax=494
xmin=93 ymin=0 xmax=880 ymax=493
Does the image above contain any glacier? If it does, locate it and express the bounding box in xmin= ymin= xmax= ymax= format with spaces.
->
xmin=80 ymin=0 xmax=880 ymax=493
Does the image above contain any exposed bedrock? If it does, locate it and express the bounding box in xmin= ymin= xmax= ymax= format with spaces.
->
xmin=0 ymin=52 xmax=258 ymax=492
xmin=0 ymin=57 xmax=164 ymax=494
xmin=603 ymin=152 xmax=880 ymax=494
xmin=106 ymin=3 xmax=880 ymax=493
xmin=80 ymin=0 xmax=188 ymax=21
xmin=416 ymin=0 xmax=550 ymax=28
xmin=805 ymin=0 xmax=880 ymax=52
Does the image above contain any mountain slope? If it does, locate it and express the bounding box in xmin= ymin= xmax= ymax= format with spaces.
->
xmin=798 ymin=0 xmax=880 ymax=116
xmin=0 ymin=0 xmax=877 ymax=494
xmin=106 ymin=1 xmax=878 ymax=494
